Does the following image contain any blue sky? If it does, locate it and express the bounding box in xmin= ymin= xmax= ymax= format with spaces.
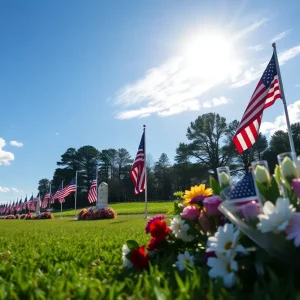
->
xmin=1 ymin=0 xmax=300 ymax=203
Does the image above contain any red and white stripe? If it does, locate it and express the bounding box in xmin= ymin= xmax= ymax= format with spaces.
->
xmin=233 ymin=75 xmax=281 ymax=153
xmin=88 ymin=180 xmax=97 ymax=203
xmin=130 ymin=149 xmax=145 ymax=195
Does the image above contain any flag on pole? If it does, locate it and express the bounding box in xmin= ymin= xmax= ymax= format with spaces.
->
xmin=41 ymin=193 xmax=51 ymax=208
xmin=52 ymin=184 xmax=63 ymax=203
xmin=88 ymin=180 xmax=97 ymax=203
xmin=233 ymin=53 xmax=281 ymax=153
xmin=130 ymin=131 xmax=146 ymax=194
xmin=57 ymin=178 xmax=76 ymax=203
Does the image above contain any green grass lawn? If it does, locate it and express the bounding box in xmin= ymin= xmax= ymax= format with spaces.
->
xmin=52 ymin=201 xmax=173 ymax=217
xmin=1 ymin=202 xmax=217 ymax=300
xmin=0 ymin=202 xmax=252 ymax=299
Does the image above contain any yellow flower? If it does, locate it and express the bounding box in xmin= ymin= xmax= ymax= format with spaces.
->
xmin=183 ymin=184 xmax=213 ymax=207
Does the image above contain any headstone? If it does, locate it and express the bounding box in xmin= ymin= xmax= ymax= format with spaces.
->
xmin=94 ymin=182 xmax=108 ymax=209
xmin=35 ymin=198 xmax=41 ymax=216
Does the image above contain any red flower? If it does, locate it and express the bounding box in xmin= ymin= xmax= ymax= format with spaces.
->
xmin=149 ymin=219 xmax=169 ymax=242
xmin=147 ymin=237 xmax=162 ymax=251
xmin=130 ymin=246 xmax=149 ymax=270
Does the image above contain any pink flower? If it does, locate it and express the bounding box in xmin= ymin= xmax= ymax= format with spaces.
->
xmin=292 ymin=179 xmax=300 ymax=198
xmin=286 ymin=212 xmax=300 ymax=247
xmin=240 ymin=201 xmax=260 ymax=222
xmin=203 ymin=196 xmax=222 ymax=216
xmin=198 ymin=211 xmax=212 ymax=232
xmin=180 ymin=206 xmax=200 ymax=220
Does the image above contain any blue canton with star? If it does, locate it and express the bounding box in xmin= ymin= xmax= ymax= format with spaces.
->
xmin=261 ymin=54 xmax=277 ymax=87
xmin=229 ymin=172 xmax=257 ymax=199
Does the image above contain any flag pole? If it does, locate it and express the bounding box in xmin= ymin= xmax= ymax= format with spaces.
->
xmin=272 ymin=43 xmax=296 ymax=153
xmin=95 ymin=166 xmax=98 ymax=205
xmin=49 ymin=181 xmax=51 ymax=211
xmin=143 ymin=125 xmax=148 ymax=219
xmin=60 ymin=180 xmax=64 ymax=219
xmin=74 ymin=171 xmax=78 ymax=217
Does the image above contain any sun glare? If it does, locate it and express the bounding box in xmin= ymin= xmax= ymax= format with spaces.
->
xmin=184 ymin=33 xmax=238 ymax=81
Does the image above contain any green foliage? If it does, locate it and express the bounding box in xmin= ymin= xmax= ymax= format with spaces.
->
xmin=173 ymin=191 xmax=184 ymax=200
xmin=256 ymin=177 xmax=280 ymax=204
xmin=209 ymin=176 xmax=221 ymax=195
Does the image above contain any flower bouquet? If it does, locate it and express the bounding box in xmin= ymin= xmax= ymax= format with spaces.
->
xmin=121 ymin=153 xmax=300 ymax=290
xmin=77 ymin=207 xmax=116 ymax=220
xmin=25 ymin=213 xmax=34 ymax=220
xmin=37 ymin=212 xmax=54 ymax=219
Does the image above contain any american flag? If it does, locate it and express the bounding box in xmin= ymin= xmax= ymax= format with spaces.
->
xmin=41 ymin=194 xmax=51 ymax=208
xmin=88 ymin=180 xmax=97 ymax=203
xmin=52 ymin=184 xmax=63 ymax=203
xmin=57 ymin=178 xmax=76 ymax=203
xmin=233 ymin=53 xmax=281 ymax=153
xmin=28 ymin=195 xmax=34 ymax=211
xmin=130 ymin=131 xmax=146 ymax=195
xmin=225 ymin=172 xmax=258 ymax=204
xmin=22 ymin=196 xmax=27 ymax=210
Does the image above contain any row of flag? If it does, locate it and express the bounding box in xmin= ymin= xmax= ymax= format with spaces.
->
xmin=0 ymin=178 xmax=98 ymax=215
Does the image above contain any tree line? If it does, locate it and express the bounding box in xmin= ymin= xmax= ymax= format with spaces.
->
xmin=38 ymin=113 xmax=300 ymax=209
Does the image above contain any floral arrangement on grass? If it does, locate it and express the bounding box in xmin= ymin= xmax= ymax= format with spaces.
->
xmin=77 ymin=207 xmax=116 ymax=220
xmin=25 ymin=213 xmax=34 ymax=220
xmin=37 ymin=212 xmax=54 ymax=219
xmin=122 ymin=151 xmax=300 ymax=292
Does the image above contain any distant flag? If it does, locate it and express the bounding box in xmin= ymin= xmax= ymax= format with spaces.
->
xmin=59 ymin=178 xmax=76 ymax=201
xmin=88 ymin=180 xmax=97 ymax=203
xmin=42 ymin=193 xmax=51 ymax=208
xmin=130 ymin=131 xmax=146 ymax=195
xmin=52 ymin=184 xmax=63 ymax=203
xmin=22 ymin=196 xmax=27 ymax=210
xmin=28 ymin=195 xmax=34 ymax=211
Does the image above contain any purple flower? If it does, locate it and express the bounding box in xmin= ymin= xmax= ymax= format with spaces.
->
xmin=190 ymin=194 xmax=205 ymax=204
xmin=286 ymin=212 xmax=300 ymax=247
xmin=292 ymin=179 xmax=300 ymax=198
xmin=240 ymin=201 xmax=260 ymax=222
xmin=145 ymin=215 xmax=166 ymax=234
xmin=203 ymin=196 xmax=222 ymax=216
xmin=180 ymin=206 xmax=200 ymax=220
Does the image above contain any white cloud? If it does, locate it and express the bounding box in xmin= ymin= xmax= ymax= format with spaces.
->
xmin=232 ymin=45 xmax=300 ymax=88
xmin=248 ymin=45 xmax=264 ymax=51
xmin=233 ymin=18 xmax=268 ymax=40
xmin=295 ymin=84 xmax=300 ymax=87
xmin=0 ymin=138 xmax=14 ymax=165
xmin=271 ymin=30 xmax=291 ymax=43
xmin=203 ymin=97 xmax=232 ymax=108
xmin=261 ymin=99 xmax=300 ymax=135
xmin=11 ymin=188 xmax=20 ymax=192
xmin=0 ymin=186 xmax=10 ymax=193
xmin=10 ymin=140 xmax=23 ymax=147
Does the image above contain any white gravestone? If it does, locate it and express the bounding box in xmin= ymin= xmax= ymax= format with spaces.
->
xmin=94 ymin=182 xmax=108 ymax=210
xmin=35 ymin=199 xmax=41 ymax=216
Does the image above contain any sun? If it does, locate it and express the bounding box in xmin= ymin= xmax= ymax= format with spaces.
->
xmin=183 ymin=33 xmax=239 ymax=81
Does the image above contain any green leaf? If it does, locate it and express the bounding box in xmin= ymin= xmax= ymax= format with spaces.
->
xmin=126 ymin=239 xmax=140 ymax=250
xmin=209 ymin=176 xmax=221 ymax=195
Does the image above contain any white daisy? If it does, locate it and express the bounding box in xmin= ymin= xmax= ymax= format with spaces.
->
xmin=175 ymin=250 xmax=195 ymax=271
xmin=170 ymin=215 xmax=194 ymax=242
xmin=207 ymin=253 xmax=238 ymax=288
xmin=121 ymin=244 xmax=132 ymax=268
xmin=257 ymin=198 xmax=295 ymax=233
xmin=207 ymin=223 xmax=247 ymax=257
